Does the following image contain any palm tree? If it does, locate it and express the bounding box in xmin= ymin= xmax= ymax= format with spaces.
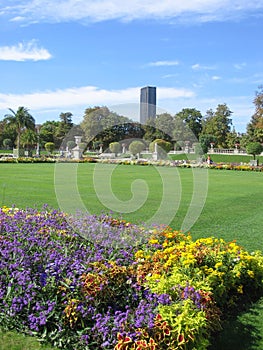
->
xmin=4 ymin=107 xmax=35 ymax=154
xmin=20 ymin=129 xmax=38 ymax=151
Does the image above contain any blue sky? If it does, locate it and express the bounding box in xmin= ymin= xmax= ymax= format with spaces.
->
xmin=0 ymin=1 xmax=263 ymax=132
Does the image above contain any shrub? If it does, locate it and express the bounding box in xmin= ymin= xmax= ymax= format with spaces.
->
xmin=109 ymin=142 xmax=121 ymax=156
xmin=44 ymin=142 xmax=55 ymax=154
xmin=129 ymin=140 xmax=145 ymax=156
xmin=149 ymin=139 xmax=172 ymax=153
xmin=246 ymin=142 xmax=262 ymax=160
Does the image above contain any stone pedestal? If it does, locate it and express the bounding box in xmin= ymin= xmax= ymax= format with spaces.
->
xmin=152 ymin=142 xmax=158 ymax=160
xmin=72 ymin=136 xmax=83 ymax=160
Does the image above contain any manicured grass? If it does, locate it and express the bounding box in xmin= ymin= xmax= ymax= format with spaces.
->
xmin=207 ymin=153 xmax=263 ymax=164
xmin=1 ymin=162 xmax=263 ymax=349
xmin=169 ymin=152 xmax=263 ymax=164
xmin=0 ymin=329 xmax=59 ymax=350
xmin=1 ymin=163 xmax=262 ymax=251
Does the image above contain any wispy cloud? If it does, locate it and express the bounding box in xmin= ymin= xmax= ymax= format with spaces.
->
xmin=233 ymin=62 xmax=247 ymax=70
xmin=148 ymin=60 xmax=179 ymax=67
xmin=0 ymin=40 xmax=52 ymax=61
xmin=191 ymin=63 xmax=216 ymax=70
xmin=2 ymin=1 xmax=263 ymax=24
xmin=0 ymin=85 xmax=194 ymax=114
xmin=211 ymin=75 xmax=221 ymax=80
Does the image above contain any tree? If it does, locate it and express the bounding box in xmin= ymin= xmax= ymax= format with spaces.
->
xmin=129 ymin=140 xmax=145 ymax=156
xmin=173 ymin=115 xmax=197 ymax=146
xmin=3 ymin=138 xmax=13 ymax=149
xmin=20 ymin=129 xmax=38 ymax=150
xmin=4 ymin=107 xmax=35 ymax=153
xmin=45 ymin=142 xmax=55 ymax=154
xmin=154 ymin=113 xmax=174 ymax=141
xmin=60 ymin=112 xmax=73 ymax=125
xmin=175 ymin=108 xmax=203 ymax=139
xmin=109 ymin=142 xmax=121 ymax=156
xmin=199 ymin=134 xmax=217 ymax=154
xmin=246 ymin=142 xmax=262 ymax=160
xmin=0 ymin=119 xmax=16 ymax=148
xmin=56 ymin=112 xmax=74 ymax=143
xmin=247 ymin=86 xmax=263 ymax=143
xmin=202 ymin=104 xmax=232 ymax=148
xmin=225 ymin=128 xmax=240 ymax=148
xmin=81 ymin=106 xmax=132 ymax=148
xmin=39 ymin=121 xmax=61 ymax=149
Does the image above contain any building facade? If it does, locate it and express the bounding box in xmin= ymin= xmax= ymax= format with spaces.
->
xmin=140 ymin=86 xmax=156 ymax=124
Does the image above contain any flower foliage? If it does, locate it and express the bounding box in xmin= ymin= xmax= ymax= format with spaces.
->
xmin=0 ymin=207 xmax=263 ymax=349
xmin=1 ymin=156 xmax=263 ymax=171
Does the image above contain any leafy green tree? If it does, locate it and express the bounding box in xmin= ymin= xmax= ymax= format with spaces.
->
xmin=202 ymin=104 xmax=232 ymax=147
xmin=109 ymin=142 xmax=121 ymax=156
xmin=20 ymin=129 xmax=38 ymax=150
xmin=3 ymin=138 xmax=13 ymax=149
xmin=246 ymin=142 xmax=262 ymax=160
xmin=45 ymin=142 xmax=55 ymax=154
xmin=175 ymin=108 xmax=203 ymax=139
xmin=247 ymin=86 xmax=263 ymax=143
xmin=172 ymin=114 xmax=198 ymax=146
xmin=60 ymin=112 xmax=73 ymax=125
xmin=81 ymin=106 xmax=148 ymax=149
xmin=129 ymin=140 xmax=145 ymax=156
xmin=39 ymin=121 xmax=61 ymax=148
xmin=199 ymin=134 xmax=217 ymax=154
xmin=81 ymin=106 xmax=142 ymax=148
xmin=4 ymin=107 xmax=35 ymax=153
xmin=143 ymin=117 xmax=157 ymax=141
xmin=154 ymin=113 xmax=174 ymax=141
xmin=56 ymin=112 xmax=74 ymax=143
xmin=0 ymin=120 xmax=16 ymax=148
xmin=225 ymin=128 xmax=240 ymax=148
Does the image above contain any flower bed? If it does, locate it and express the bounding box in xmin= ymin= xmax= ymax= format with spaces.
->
xmin=0 ymin=207 xmax=263 ymax=349
xmin=1 ymin=156 xmax=263 ymax=171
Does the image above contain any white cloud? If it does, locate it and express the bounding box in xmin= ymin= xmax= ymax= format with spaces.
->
xmin=191 ymin=63 xmax=216 ymax=70
xmin=211 ymin=75 xmax=221 ymax=80
xmin=148 ymin=60 xmax=179 ymax=67
xmin=233 ymin=62 xmax=247 ymax=70
xmin=0 ymin=85 xmax=195 ymax=113
xmin=0 ymin=85 xmax=253 ymax=132
xmin=0 ymin=40 xmax=52 ymax=61
xmin=2 ymin=0 xmax=263 ymax=24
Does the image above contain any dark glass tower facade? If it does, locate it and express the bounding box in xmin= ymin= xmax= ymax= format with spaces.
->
xmin=140 ymin=86 xmax=156 ymax=124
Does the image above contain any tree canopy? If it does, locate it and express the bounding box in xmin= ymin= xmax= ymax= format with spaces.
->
xmin=4 ymin=107 xmax=35 ymax=152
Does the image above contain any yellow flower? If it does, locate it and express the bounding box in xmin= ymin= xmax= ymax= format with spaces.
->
xmin=237 ymin=285 xmax=243 ymax=294
xmin=247 ymin=270 xmax=254 ymax=278
xmin=214 ymin=261 xmax=223 ymax=269
xmin=135 ymin=250 xmax=144 ymax=260
xmin=149 ymin=238 xmax=159 ymax=245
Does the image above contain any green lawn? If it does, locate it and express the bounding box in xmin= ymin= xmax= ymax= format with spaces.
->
xmin=1 ymin=163 xmax=262 ymax=251
xmin=0 ymin=329 xmax=58 ymax=350
xmin=169 ymin=152 xmax=263 ymax=164
xmin=0 ymin=162 xmax=263 ymax=349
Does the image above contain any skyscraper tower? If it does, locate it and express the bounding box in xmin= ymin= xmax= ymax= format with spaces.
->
xmin=140 ymin=86 xmax=156 ymax=124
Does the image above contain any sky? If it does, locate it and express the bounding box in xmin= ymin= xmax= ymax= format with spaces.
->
xmin=0 ymin=1 xmax=263 ymax=133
